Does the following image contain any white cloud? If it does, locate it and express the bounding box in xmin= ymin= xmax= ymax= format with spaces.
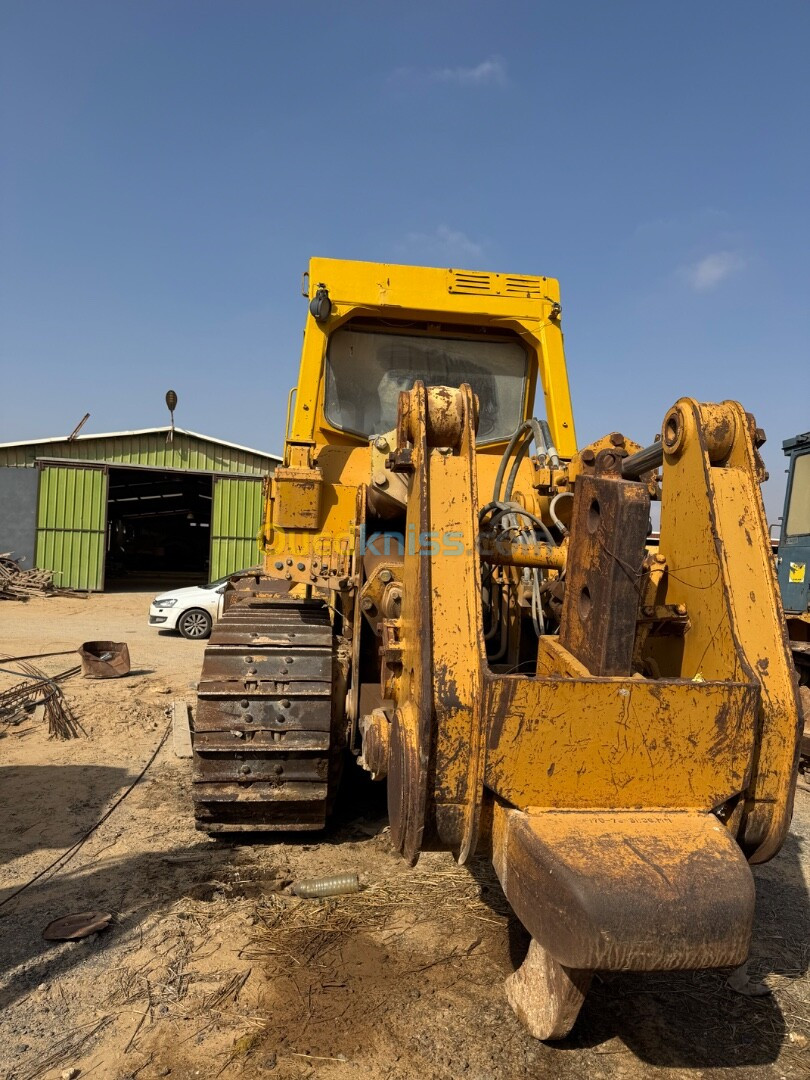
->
xmin=401 ymin=225 xmax=485 ymax=265
xmin=682 ymin=251 xmax=746 ymax=291
xmin=390 ymin=56 xmax=507 ymax=89
xmin=431 ymin=57 xmax=507 ymax=86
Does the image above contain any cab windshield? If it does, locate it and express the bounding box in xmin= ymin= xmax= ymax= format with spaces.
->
xmin=324 ymin=328 xmax=528 ymax=443
xmin=785 ymin=452 xmax=810 ymax=536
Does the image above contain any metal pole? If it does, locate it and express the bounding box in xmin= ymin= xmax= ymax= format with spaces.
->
xmin=621 ymin=441 xmax=664 ymax=479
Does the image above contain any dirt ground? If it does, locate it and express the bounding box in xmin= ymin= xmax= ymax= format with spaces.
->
xmin=0 ymin=589 xmax=809 ymax=1080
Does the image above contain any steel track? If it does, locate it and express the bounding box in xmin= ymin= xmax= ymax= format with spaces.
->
xmin=192 ymin=597 xmax=337 ymax=833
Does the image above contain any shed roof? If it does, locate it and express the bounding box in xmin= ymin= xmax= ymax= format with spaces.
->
xmin=0 ymin=426 xmax=280 ymax=475
xmin=0 ymin=426 xmax=279 ymax=459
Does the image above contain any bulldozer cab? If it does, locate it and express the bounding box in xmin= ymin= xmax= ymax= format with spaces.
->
xmin=285 ymin=258 xmax=577 ymax=462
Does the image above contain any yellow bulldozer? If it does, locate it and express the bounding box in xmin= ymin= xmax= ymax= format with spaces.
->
xmin=192 ymin=257 xmax=802 ymax=1039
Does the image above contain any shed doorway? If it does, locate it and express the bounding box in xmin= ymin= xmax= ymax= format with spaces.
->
xmin=105 ymin=467 xmax=212 ymax=590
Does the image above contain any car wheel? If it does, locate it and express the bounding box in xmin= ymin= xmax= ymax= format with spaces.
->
xmin=178 ymin=608 xmax=213 ymax=640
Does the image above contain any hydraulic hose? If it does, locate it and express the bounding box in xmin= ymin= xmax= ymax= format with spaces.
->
xmin=493 ymin=419 xmax=549 ymax=503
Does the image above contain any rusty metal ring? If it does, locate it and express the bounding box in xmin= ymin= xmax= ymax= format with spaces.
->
xmin=662 ymin=406 xmax=686 ymax=455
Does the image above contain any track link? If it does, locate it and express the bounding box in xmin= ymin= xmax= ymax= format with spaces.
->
xmin=192 ymin=597 xmax=337 ymax=833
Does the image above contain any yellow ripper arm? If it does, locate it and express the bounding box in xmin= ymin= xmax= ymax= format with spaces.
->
xmin=374 ymin=384 xmax=801 ymax=1039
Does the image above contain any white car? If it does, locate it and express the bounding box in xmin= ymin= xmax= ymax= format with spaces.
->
xmin=148 ymin=575 xmax=231 ymax=640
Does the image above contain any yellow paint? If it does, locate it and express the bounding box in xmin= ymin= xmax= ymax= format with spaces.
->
xmin=271 ymin=465 xmax=323 ymax=529
xmin=654 ymin=399 xmax=801 ymax=862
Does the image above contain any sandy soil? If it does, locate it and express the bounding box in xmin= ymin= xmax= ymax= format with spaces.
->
xmin=0 ymin=590 xmax=809 ymax=1080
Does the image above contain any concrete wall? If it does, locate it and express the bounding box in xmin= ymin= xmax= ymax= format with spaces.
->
xmin=0 ymin=468 xmax=39 ymax=566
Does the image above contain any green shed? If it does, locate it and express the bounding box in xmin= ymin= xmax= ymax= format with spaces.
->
xmin=0 ymin=427 xmax=279 ymax=591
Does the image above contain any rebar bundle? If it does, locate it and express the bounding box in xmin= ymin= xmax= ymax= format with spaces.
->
xmin=0 ymin=655 xmax=84 ymax=739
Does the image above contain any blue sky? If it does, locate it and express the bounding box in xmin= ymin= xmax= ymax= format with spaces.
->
xmin=1 ymin=0 xmax=807 ymax=519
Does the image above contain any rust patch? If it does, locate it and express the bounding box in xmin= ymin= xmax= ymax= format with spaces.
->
xmin=434 ymin=663 xmax=463 ymax=712
xmin=558 ymin=472 xmax=650 ymax=675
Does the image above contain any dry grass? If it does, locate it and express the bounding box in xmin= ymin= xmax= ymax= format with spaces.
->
xmin=15 ymin=1016 xmax=113 ymax=1080
xmin=244 ymin=861 xmax=509 ymax=965
xmin=201 ymin=968 xmax=251 ymax=1012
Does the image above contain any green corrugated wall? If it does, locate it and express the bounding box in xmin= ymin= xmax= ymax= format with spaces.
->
xmin=210 ymin=476 xmax=264 ymax=579
xmin=36 ymin=465 xmax=107 ymax=591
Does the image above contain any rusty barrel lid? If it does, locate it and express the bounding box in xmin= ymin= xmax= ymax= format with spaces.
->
xmin=43 ymin=910 xmax=113 ymax=940
xmin=78 ymin=640 xmax=131 ymax=679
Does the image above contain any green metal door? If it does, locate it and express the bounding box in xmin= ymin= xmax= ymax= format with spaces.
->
xmin=210 ymin=476 xmax=264 ymax=579
xmin=35 ymin=464 xmax=107 ymax=590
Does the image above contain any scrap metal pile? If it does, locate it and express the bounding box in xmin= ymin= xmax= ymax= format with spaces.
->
xmin=0 ymin=654 xmax=84 ymax=739
xmin=0 ymin=553 xmax=57 ymax=600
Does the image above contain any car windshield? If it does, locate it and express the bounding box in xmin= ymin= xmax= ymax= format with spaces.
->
xmin=324 ymin=328 xmax=528 ymax=443
xmin=203 ymin=568 xmax=257 ymax=589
